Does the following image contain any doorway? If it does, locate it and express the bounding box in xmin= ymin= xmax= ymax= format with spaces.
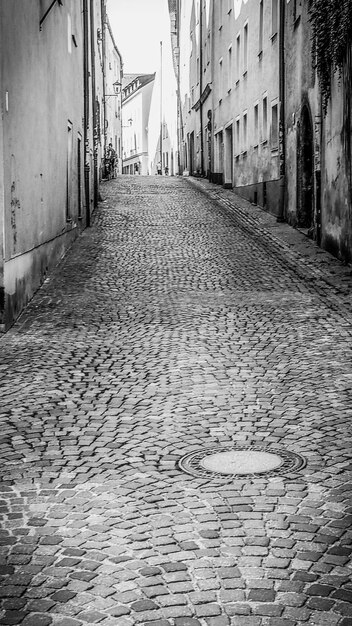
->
xmin=189 ymin=131 xmax=195 ymax=175
xmin=297 ymin=104 xmax=314 ymax=230
xmin=224 ymin=125 xmax=233 ymax=188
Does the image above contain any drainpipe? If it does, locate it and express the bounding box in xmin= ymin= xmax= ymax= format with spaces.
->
xmin=83 ymin=0 xmax=90 ymax=226
xmin=199 ymin=0 xmax=204 ymax=176
xmin=160 ymin=41 xmax=163 ymax=173
xmin=101 ymin=0 xmax=107 ymax=168
xmin=277 ymin=0 xmax=286 ymax=222
xmin=90 ymin=0 xmax=98 ymax=207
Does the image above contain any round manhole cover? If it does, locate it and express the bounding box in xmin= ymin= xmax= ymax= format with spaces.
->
xmin=178 ymin=445 xmax=306 ymax=480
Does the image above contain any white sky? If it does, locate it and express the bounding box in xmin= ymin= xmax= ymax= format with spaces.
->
xmin=106 ymin=0 xmax=171 ymax=74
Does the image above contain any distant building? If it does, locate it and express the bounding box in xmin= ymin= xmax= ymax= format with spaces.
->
xmin=122 ymin=74 xmax=155 ymax=175
xmin=103 ymin=18 xmax=123 ymax=175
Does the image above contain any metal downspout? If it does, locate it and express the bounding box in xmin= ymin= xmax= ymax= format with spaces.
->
xmin=199 ymin=0 xmax=204 ymax=176
xmin=90 ymin=0 xmax=98 ymax=207
xmin=277 ymin=0 xmax=286 ymax=222
xmin=83 ymin=0 xmax=90 ymax=226
xmin=101 ymin=0 xmax=107 ymax=168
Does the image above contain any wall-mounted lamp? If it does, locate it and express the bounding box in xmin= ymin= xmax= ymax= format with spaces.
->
xmin=105 ymin=81 xmax=122 ymax=99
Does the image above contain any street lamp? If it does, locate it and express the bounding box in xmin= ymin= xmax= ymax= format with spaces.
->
xmin=105 ymin=80 xmax=122 ymax=99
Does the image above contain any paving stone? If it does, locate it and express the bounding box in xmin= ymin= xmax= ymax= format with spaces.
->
xmin=248 ymin=589 xmax=276 ymax=602
xmin=22 ymin=616 xmax=53 ymax=626
xmin=2 ymin=175 xmax=352 ymax=626
xmin=131 ymin=600 xmax=160 ymax=612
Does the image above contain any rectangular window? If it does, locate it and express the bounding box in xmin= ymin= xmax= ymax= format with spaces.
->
xmin=243 ymin=112 xmax=247 ymax=150
xmin=228 ymin=46 xmax=232 ymax=91
xmin=219 ymin=58 xmax=223 ymax=99
xmin=293 ymin=0 xmax=302 ymax=23
xmin=236 ymin=34 xmax=241 ymax=81
xmin=272 ymin=0 xmax=278 ymax=35
xmin=271 ymin=103 xmax=278 ymax=147
xmin=243 ymin=23 xmax=248 ymax=73
xmin=66 ymin=122 xmax=73 ymax=221
xmin=263 ymin=96 xmax=268 ymax=139
xmin=77 ymin=136 xmax=82 ymax=218
xmin=259 ymin=0 xmax=264 ymax=53
xmin=236 ymin=118 xmax=240 ymax=154
xmin=254 ymin=104 xmax=259 ymax=145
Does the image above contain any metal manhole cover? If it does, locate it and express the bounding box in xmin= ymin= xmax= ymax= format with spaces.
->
xmin=178 ymin=445 xmax=306 ymax=480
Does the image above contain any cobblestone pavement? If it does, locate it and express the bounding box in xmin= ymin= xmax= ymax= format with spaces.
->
xmin=1 ymin=175 xmax=352 ymax=626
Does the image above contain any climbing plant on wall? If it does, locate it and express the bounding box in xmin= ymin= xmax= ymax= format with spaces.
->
xmin=308 ymin=0 xmax=352 ymax=113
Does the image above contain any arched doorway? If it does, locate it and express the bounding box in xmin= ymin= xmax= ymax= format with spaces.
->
xmin=297 ymin=104 xmax=314 ymax=230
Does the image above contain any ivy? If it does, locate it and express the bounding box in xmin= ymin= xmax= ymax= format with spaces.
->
xmin=308 ymin=0 xmax=352 ymax=113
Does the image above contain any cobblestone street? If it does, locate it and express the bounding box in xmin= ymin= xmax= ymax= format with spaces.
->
xmin=1 ymin=175 xmax=352 ymax=626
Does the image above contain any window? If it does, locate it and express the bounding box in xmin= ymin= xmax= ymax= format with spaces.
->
xmin=236 ymin=34 xmax=241 ymax=82
xmin=262 ymin=96 xmax=268 ymax=139
xmin=228 ymin=46 xmax=233 ymax=91
xmin=272 ymin=0 xmax=278 ymax=36
xmin=243 ymin=112 xmax=247 ymax=150
xmin=236 ymin=118 xmax=240 ymax=155
xmin=293 ymin=0 xmax=302 ymax=24
xmin=259 ymin=0 xmax=264 ymax=53
xmin=271 ymin=103 xmax=278 ymax=147
xmin=227 ymin=0 xmax=232 ymax=13
xmin=219 ymin=58 xmax=223 ymax=99
xmin=66 ymin=122 xmax=73 ymax=221
xmin=254 ymin=104 xmax=259 ymax=145
xmin=77 ymin=135 xmax=82 ymax=218
xmin=243 ymin=23 xmax=248 ymax=74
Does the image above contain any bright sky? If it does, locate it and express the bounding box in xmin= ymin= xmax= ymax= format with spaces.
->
xmin=106 ymin=0 xmax=170 ymax=74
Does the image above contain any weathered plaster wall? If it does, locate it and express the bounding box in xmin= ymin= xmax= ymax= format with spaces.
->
xmin=0 ymin=0 xmax=87 ymax=328
xmin=284 ymin=0 xmax=319 ymax=230
xmin=321 ymin=61 xmax=352 ymax=262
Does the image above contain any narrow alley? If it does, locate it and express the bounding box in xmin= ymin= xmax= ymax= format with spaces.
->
xmin=1 ymin=176 xmax=352 ymax=626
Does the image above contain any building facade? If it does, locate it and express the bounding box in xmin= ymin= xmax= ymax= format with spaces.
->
xmin=0 ymin=0 xmax=122 ymax=331
xmin=285 ymin=0 xmax=352 ymax=262
xmin=170 ymin=0 xmax=352 ymax=262
xmin=122 ymin=74 xmax=155 ymax=175
xmin=103 ymin=18 xmax=123 ymax=176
